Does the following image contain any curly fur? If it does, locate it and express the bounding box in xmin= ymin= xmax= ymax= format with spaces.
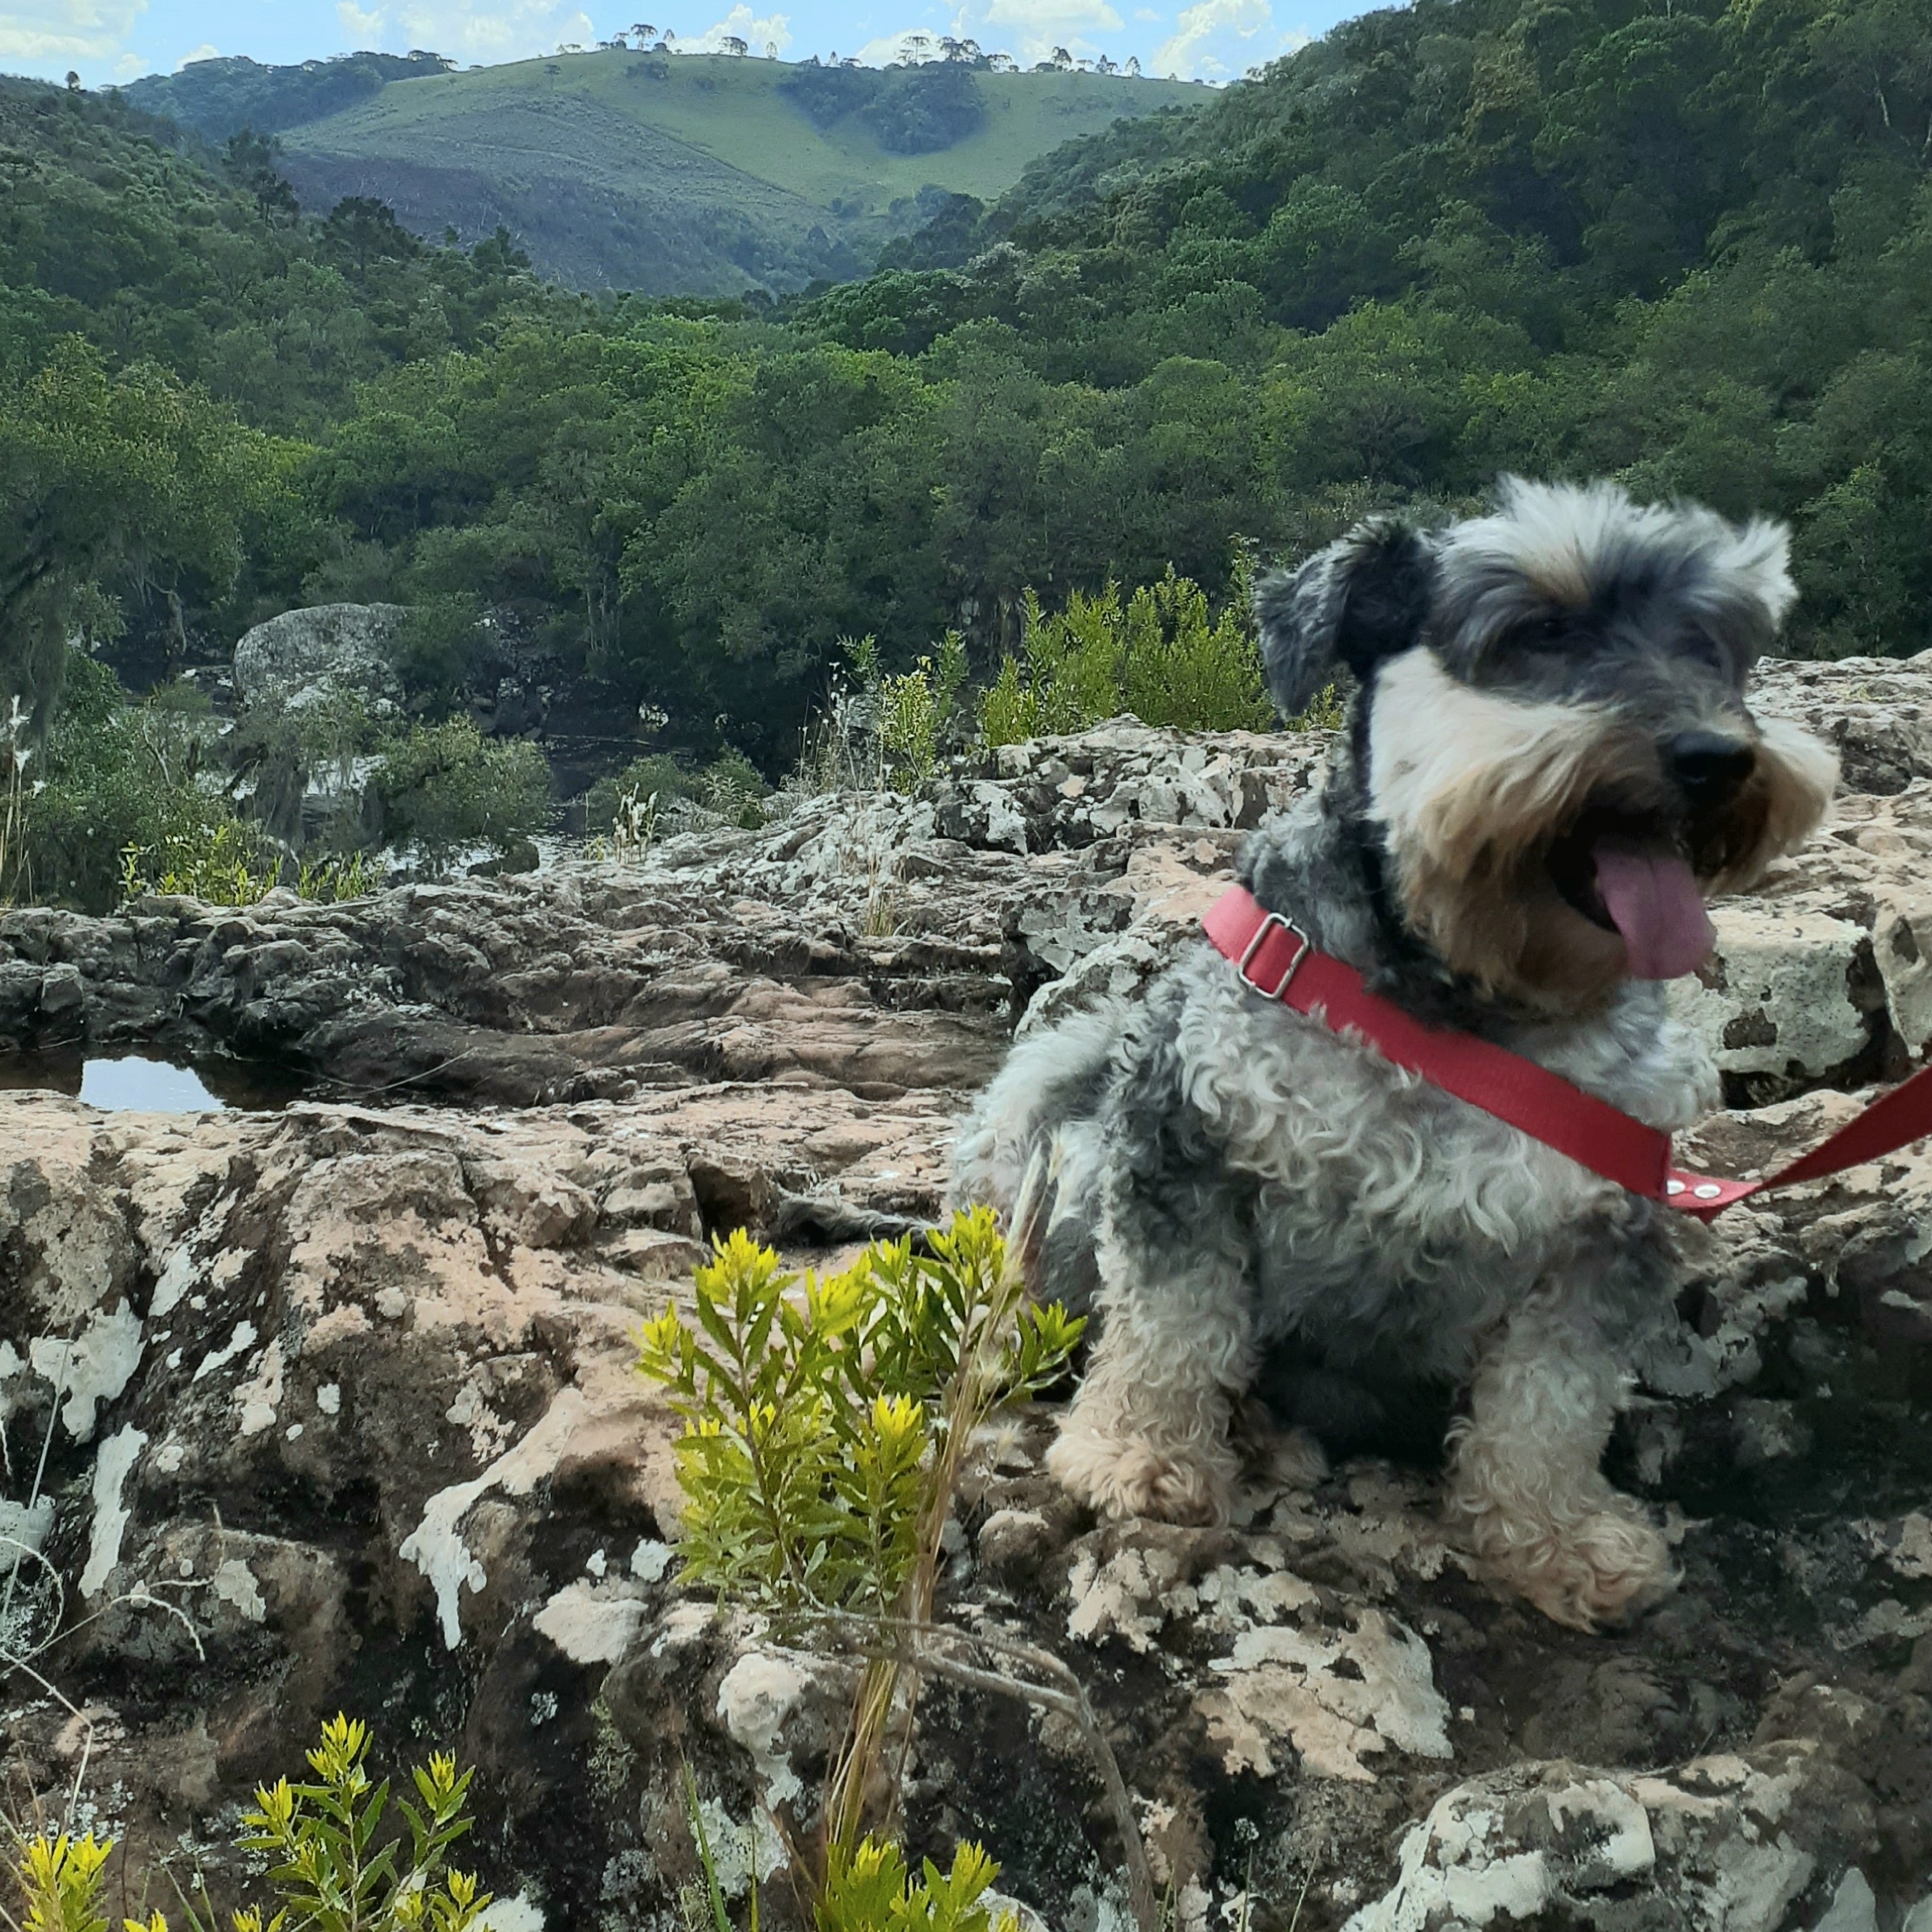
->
xmin=951 ymin=479 xmax=1838 ymax=1631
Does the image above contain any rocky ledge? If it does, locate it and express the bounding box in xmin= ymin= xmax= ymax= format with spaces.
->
xmin=2 ymin=653 xmax=1930 ymax=1932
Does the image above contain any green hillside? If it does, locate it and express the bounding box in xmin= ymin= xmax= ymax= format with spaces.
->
xmin=190 ymin=54 xmax=1202 ymax=295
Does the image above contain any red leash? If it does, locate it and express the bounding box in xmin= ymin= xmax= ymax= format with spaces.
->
xmin=1203 ymin=885 xmax=1932 ymax=1222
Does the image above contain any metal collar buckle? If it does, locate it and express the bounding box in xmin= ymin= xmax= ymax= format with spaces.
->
xmin=1237 ymin=911 xmax=1312 ymax=1000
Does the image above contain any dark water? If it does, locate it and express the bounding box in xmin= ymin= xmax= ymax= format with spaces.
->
xmin=0 ymin=1050 xmax=311 ymax=1112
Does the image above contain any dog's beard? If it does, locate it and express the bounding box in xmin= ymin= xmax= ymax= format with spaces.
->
xmin=1366 ymin=649 xmax=1839 ymax=1009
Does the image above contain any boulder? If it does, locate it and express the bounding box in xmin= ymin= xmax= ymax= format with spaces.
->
xmin=231 ymin=601 xmax=407 ymax=714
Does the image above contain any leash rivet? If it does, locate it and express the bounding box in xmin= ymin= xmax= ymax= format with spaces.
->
xmin=1666 ymin=1180 xmax=1685 ymax=1195
xmin=1693 ymin=1183 xmax=1722 ymax=1199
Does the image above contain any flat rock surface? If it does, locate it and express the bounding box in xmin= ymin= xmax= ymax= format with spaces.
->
xmin=2 ymin=653 xmax=1930 ymax=1932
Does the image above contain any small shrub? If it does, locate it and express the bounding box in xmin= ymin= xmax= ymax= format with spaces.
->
xmin=584 ymin=749 xmax=766 ymax=836
xmin=584 ymin=752 xmax=701 ymax=831
xmin=4 ymin=1717 xmax=486 ymax=1932
xmin=638 ymin=1209 xmax=1083 ymax=1910
xmin=9 ymin=1829 xmax=115 ymax=1932
xmin=817 ymin=1839 xmax=1014 ymax=1932
xmin=296 ymin=850 xmax=374 ymax=902
xmin=120 ymin=817 xmax=281 ymax=907
xmin=875 ymin=632 xmax=967 ymax=792
xmin=826 ymin=631 xmax=969 ymax=794
xmin=1286 ymin=682 xmax=1346 ymax=731
xmin=635 ymin=1213 xmax=1081 ymax=1616
xmin=701 ymin=747 xmax=768 ymax=827
xmin=215 ymin=1714 xmax=486 ymax=1932
xmin=978 ymin=570 xmax=1272 ymax=748
xmin=374 ymin=719 xmax=550 ymax=870
xmin=4 ymin=653 xmax=267 ymax=913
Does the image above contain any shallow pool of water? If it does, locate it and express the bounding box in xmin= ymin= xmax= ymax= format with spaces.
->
xmin=0 ymin=1050 xmax=309 ymax=1112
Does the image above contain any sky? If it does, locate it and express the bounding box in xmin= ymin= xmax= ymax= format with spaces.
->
xmin=0 ymin=0 xmax=1362 ymax=94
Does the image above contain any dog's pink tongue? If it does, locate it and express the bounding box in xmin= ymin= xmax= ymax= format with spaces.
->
xmin=1592 ymin=838 xmax=1714 ymax=980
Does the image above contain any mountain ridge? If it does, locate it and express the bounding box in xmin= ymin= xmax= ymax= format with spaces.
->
xmin=119 ymin=51 xmax=1205 ymax=295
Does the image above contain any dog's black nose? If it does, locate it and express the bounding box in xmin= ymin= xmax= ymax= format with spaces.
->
xmin=1666 ymin=730 xmax=1756 ymax=803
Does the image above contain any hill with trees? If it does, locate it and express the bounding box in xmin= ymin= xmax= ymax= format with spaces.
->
xmin=118 ymin=50 xmax=455 ymax=137
xmin=118 ymin=49 xmax=1201 ymax=296
xmin=2 ymin=0 xmax=1929 ymax=893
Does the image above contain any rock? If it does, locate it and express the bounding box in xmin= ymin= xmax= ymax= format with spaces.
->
xmin=231 ymin=602 xmax=407 ymax=713
xmin=1753 ymin=650 xmax=1932 ymax=797
xmin=2 ymin=650 xmax=1930 ymax=1930
xmin=1341 ymin=1751 xmax=1875 ymax=1932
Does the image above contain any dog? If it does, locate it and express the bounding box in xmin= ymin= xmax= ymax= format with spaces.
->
xmin=951 ymin=478 xmax=1838 ymax=1630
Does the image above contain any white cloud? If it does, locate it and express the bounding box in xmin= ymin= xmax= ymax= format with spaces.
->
xmin=1150 ymin=0 xmax=1304 ymax=80
xmin=334 ymin=2 xmax=598 ymax=60
xmin=687 ymin=3 xmax=792 ymax=55
xmin=849 ymin=28 xmax=940 ymax=64
xmin=844 ymin=0 xmax=1139 ymax=69
xmin=944 ymin=0 xmax=1124 ymax=67
xmin=0 ymin=0 xmax=146 ymax=65
xmin=174 ymin=41 xmax=219 ymax=66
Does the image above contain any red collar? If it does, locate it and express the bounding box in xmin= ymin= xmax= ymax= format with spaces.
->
xmin=1203 ymin=884 xmax=1932 ymax=1221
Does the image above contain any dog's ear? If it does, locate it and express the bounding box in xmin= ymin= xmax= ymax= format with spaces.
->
xmin=1254 ymin=519 xmax=1435 ymax=716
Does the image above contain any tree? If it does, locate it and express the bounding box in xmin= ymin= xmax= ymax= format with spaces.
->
xmin=223 ymin=127 xmax=300 ymax=223
xmin=0 ymin=339 xmax=292 ymax=731
xmin=322 ymin=195 xmax=423 ymax=276
xmin=721 ymin=34 xmax=749 ymax=55
xmin=632 ymin=22 xmax=657 ymax=41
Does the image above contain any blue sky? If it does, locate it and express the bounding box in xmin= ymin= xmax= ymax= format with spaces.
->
xmin=2 ymin=0 xmax=1367 ymax=93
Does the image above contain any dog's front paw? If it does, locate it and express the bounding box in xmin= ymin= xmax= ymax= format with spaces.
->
xmin=1468 ymin=1499 xmax=1679 ymax=1631
xmin=1047 ymin=1421 xmax=1232 ymax=1525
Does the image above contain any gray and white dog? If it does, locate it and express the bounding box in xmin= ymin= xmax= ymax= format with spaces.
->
xmin=952 ymin=478 xmax=1838 ymax=1630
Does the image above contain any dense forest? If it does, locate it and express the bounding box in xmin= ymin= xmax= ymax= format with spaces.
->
xmin=4 ymin=0 xmax=1931 ymax=808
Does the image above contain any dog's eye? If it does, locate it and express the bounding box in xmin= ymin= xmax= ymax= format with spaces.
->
xmin=1527 ymin=615 xmax=1570 ymax=648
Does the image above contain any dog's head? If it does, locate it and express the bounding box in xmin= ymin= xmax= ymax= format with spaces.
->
xmin=1255 ymin=478 xmax=1838 ymax=1010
